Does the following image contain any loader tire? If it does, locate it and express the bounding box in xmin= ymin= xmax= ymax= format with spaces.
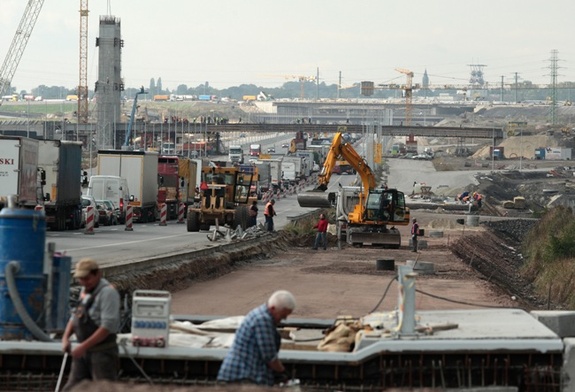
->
xmin=187 ymin=212 xmax=200 ymax=232
xmin=233 ymin=206 xmax=249 ymax=230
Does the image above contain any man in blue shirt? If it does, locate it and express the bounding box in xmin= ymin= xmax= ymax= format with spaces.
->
xmin=217 ymin=290 xmax=296 ymax=386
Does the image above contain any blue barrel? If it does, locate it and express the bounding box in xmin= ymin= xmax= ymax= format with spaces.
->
xmin=0 ymin=207 xmax=46 ymax=340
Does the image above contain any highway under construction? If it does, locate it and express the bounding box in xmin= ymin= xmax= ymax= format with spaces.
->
xmin=1 ymin=186 xmax=575 ymax=390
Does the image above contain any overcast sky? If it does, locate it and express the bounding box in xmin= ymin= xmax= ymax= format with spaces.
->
xmin=2 ymin=0 xmax=574 ymax=94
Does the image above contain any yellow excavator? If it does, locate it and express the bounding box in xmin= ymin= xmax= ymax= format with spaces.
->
xmin=297 ymin=132 xmax=410 ymax=247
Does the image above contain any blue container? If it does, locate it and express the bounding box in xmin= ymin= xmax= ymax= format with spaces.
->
xmin=0 ymin=207 xmax=46 ymax=340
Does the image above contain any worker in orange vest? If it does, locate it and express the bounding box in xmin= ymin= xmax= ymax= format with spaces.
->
xmin=264 ymin=199 xmax=276 ymax=232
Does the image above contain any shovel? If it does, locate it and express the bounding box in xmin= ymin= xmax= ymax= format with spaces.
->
xmin=55 ymin=351 xmax=68 ymax=392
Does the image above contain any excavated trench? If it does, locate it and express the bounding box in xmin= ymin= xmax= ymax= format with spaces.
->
xmin=101 ymin=230 xmax=298 ymax=299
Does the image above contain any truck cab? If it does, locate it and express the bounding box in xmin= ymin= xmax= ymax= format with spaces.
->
xmin=228 ymin=145 xmax=244 ymax=164
xmin=249 ymin=144 xmax=261 ymax=157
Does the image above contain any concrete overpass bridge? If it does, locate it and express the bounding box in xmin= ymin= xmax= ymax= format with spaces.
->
xmin=202 ymin=123 xmax=504 ymax=140
xmin=0 ymin=120 xmax=504 ymax=147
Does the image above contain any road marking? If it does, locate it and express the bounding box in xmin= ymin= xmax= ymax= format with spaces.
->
xmin=62 ymin=232 xmax=195 ymax=252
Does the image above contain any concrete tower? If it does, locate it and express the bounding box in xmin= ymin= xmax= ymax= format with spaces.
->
xmin=95 ymin=16 xmax=123 ymax=149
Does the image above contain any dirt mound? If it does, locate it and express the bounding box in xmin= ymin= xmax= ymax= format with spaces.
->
xmin=472 ymin=134 xmax=558 ymax=159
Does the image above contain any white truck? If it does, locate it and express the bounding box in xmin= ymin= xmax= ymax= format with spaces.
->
xmin=281 ymin=161 xmax=297 ymax=184
xmin=228 ymin=145 xmax=244 ymax=164
xmin=38 ymin=140 xmax=83 ymax=230
xmin=97 ymin=150 xmax=159 ymax=223
xmin=0 ymin=136 xmax=39 ymax=209
xmin=282 ymin=155 xmax=308 ymax=181
xmin=257 ymin=158 xmax=283 ymax=191
xmin=295 ymin=150 xmax=317 ymax=174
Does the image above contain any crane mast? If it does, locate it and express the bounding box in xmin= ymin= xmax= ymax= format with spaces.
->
xmin=78 ymin=0 xmax=90 ymax=123
xmin=395 ymin=68 xmax=415 ymax=126
xmin=0 ymin=0 xmax=45 ymax=105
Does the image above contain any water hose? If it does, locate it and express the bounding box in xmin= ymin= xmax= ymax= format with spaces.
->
xmin=5 ymin=261 xmax=52 ymax=342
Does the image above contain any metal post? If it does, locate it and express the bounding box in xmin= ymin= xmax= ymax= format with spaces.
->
xmin=491 ymin=128 xmax=495 ymax=172
xmin=397 ymin=265 xmax=416 ymax=335
xmin=519 ymin=128 xmax=523 ymax=172
xmin=26 ymin=99 xmax=30 ymax=138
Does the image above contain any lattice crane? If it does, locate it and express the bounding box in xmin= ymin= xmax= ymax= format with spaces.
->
xmin=78 ymin=0 xmax=89 ymax=123
xmin=0 ymin=0 xmax=45 ymax=106
xmin=394 ymin=68 xmax=416 ymax=126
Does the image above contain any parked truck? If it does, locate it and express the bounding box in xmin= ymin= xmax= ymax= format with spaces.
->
xmin=281 ymin=161 xmax=297 ymax=184
xmin=295 ymin=150 xmax=316 ymax=170
xmin=38 ymin=140 xmax=83 ymax=230
xmin=282 ymin=155 xmax=308 ymax=181
xmin=257 ymin=158 xmax=283 ymax=191
xmin=254 ymin=161 xmax=272 ymax=196
xmin=0 ymin=136 xmax=39 ymax=210
xmin=158 ymin=155 xmax=197 ymax=219
xmin=97 ymin=150 xmax=159 ymax=223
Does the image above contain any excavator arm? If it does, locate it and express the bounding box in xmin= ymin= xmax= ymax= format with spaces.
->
xmin=298 ymin=132 xmax=409 ymax=247
xmin=315 ymin=132 xmax=376 ymax=196
xmin=299 ymin=132 xmax=376 ymax=207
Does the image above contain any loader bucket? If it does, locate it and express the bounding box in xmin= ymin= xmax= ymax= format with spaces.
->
xmin=297 ymin=191 xmax=336 ymax=208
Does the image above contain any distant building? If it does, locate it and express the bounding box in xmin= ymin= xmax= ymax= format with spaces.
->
xmin=422 ymin=69 xmax=429 ymax=89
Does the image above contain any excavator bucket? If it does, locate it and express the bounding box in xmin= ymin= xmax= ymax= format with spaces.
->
xmin=297 ymin=191 xmax=335 ymax=208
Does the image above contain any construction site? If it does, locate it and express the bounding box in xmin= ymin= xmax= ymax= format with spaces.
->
xmin=3 ymin=2 xmax=575 ymax=392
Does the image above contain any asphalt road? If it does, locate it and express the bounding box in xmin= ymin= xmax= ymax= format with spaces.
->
xmin=44 ymin=139 xmax=492 ymax=268
xmin=46 ymin=173 xmax=355 ymax=266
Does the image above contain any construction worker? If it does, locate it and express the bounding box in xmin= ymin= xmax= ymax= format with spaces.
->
xmin=264 ymin=199 xmax=276 ymax=232
xmin=473 ymin=192 xmax=483 ymax=208
xmin=248 ymin=200 xmax=258 ymax=227
xmin=411 ymin=218 xmax=420 ymax=252
xmin=61 ymin=258 xmax=120 ymax=390
xmin=456 ymin=191 xmax=470 ymax=203
xmin=312 ymin=213 xmax=328 ymax=250
xmin=217 ymin=290 xmax=296 ymax=386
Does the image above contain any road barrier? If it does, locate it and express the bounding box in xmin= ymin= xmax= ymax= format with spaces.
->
xmin=84 ymin=206 xmax=95 ymax=235
xmin=159 ymin=203 xmax=167 ymax=226
xmin=177 ymin=202 xmax=185 ymax=224
xmin=125 ymin=205 xmax=134 ymax=231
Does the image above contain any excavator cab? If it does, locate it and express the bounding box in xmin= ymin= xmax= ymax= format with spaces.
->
xmin=364 ymin=189 xmax=409 ymax=224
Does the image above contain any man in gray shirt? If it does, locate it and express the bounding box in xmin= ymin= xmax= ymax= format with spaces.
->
xmin=61 ymin=258 xmax=120 ymax=390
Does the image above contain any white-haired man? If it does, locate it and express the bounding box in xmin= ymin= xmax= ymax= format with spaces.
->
xmin=217 ymin=290 xmax=296 ymax=386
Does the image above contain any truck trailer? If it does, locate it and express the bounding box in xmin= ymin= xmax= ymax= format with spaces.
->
xmin=257 ymin=158 xmax=283 ymax=191
xmin=97 ymin=150 xmax=159 ymax=223
xmin=0 ymin=136 xmax=39 ymax=210
xmin=38 ymin=140 xmax=83 ymax=231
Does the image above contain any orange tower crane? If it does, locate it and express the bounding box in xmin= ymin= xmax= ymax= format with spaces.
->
xmin=394 ymin=68 xmax=416 ymax=126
